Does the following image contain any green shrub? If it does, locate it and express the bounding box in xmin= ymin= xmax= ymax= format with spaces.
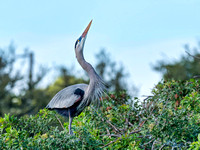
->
xmin=0 ymin=79 xmax=200 ymax=149
xmin=189 ymin=134 xmax=200 ymax=150
xmin=145 ymin=79 xmax=200 ymax=149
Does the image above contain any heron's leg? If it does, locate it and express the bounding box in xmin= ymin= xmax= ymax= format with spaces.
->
xmin=68 ymin=110 xmax=74 ymax=135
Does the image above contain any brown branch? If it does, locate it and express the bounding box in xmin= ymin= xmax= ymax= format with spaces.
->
xmin=101 ymin=129 xmax=141 ymax=148
xmin=55 ymin=115 xmax=65 ymax=131
xmin=101 ymin=138 xmax=119 ymax=148
xmin=151 ymin=139 xmax=157 ymax=150
xmin=129 ymin=129 xmax=141 ymax=135
xmin=125 ymin=118 xmax=129 ymax=126
xmin=143 ymin=138 xmax=155 ymax=146
xmin=101 ymin=117 xmax=120 ymax=133
xmin=100 ymin=134 xmax=121 ymax=137
xmin=125 ymin=118 xmax=134 ymax=128
xmin=137 ymin=108 xmax=154 ymax=130
xmin=106 ymin=120 xmax=120 ymax=133
xmin=128 ymin=121 xmax=134 ymax=127
xmin=138 ymin=135 xmax=151 ymax=138
xmin=106 ymin=128 xmax=111 ymax=139
xmin=101 ymin=127 xmax=142 ymax=148
xmin=159 ymin=144 xmax=166 ymax=150
xmin=98 ymin=104 xmax=151 ymax=148
xmin=125 ymin=118 xmax=133 ymax=127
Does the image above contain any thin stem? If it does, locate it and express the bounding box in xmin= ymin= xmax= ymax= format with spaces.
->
xmin=101 ymin=138 xmax=119 ymax=148
xmin=55 ymin=114 xmax=65 ymax=131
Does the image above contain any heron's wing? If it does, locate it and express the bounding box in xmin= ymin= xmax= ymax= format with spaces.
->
xmin=46 ymin=84 xmax=88 ymax=109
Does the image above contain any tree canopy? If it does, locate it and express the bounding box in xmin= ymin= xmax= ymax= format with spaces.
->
xmin=153 ymin=43 xmax=200 ymax=80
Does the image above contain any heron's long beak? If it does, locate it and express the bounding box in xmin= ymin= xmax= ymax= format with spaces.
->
xmin=81 ymin=20 xmax=92 ymax=38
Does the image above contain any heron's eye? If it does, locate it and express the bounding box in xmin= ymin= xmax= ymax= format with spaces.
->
xmin=75 ymin=37 xmax=82 ymax=49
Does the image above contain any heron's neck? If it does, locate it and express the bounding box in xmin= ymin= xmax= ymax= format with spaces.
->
xmin=75 ymin=50 xmax=98 ymax=83
xmin=76 ymin=50 xmax=105 ymax=108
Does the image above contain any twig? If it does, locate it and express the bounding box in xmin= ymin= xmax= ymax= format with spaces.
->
xmin=125 ymin=118 xmax=129 ymax=126
xmin=134 ymin=107 xmax=155 ymax=131
xmin=143 ymin=138 xmax=155 ymax=146
xmin=101 ymin=129 xmax=142 ymax=148
xmin=100 ymin=134 xmax=121 ymax=137
xmin=106 ymin=128 xmax=111 ymax=139
xmin=193 ymin=75 xmax=200 ymax=79
xmin=101 ymin=138 xmax=119 ymax=148
xmin=125 ymin=118 xmax=134 ymax=128
xmin=106 ymin=120 xmax=120 ymax=133
xmin=154 ymin=100 xmax=169 ymax=126
xmin=128 ymin=121 xmax=134 ymax=127
xmin=138 ymin=135 xmax=151 ymax=138
xmin=129 ymin=129 xmax=141 ymax=135
xmin=101 ymin=128 xmax=142 ymax=148
xmin=55 ymin=114 xmax=65 ymax=131
xmin=159 ymin=144 xmax=166 ymax=150
xmin=185 ymin=51 xmax=200 ymax=60
xmin=101 ymin=117 xmax=120 ymax=133
xmin=151 ymin=139 xmax=157 ymax=150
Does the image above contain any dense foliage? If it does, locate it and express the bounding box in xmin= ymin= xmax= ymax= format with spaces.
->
xmin=0 ymin=79 xmax=200 ymax=149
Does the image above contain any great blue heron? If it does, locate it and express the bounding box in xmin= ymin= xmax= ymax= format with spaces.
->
xmin=46 ymin=20 xmax=105 ymax=135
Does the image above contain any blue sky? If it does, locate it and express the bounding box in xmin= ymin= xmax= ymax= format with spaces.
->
xmin=0 ymin=0 xmax=200 ymax=96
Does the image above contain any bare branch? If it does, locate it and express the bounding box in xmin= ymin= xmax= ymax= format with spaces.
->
xmin=106 ymin=128 xmax=111 ymax=139
xmin=143 ymin=138 xmax=155 ymax=146
xmin=134 ymin=106 xmax=155 ymax=131
xmin=159 ymin=144 xmax=166 ymax=150
xmin=106 ymin=120 xmax=120 ymax=133
xmin=101 ymin=117 xmax=120 ymax=133
xmin=55 ymin=115 xmax=65 ymax=131
xmin=101 ymin=129 xmax=142 ymax=148
xmin=193 ymin=75 xmax=200 ymax=79
xmin=151 ymin=139 xmax=157 ymax=150
xmin=128 ymin=121 xmax=134 ymax=127
xmin=101 ymin=138 xmax=119 ymax=148
xmin=185 ymin=51 xmax=200 ymax=60
xmin=100 ymin=134 xmax=121 ymax=137
xmin=129 ymin=129 xmax=141 ymax=135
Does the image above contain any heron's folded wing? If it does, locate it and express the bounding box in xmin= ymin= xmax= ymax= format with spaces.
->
xmin=46 ymin=84 xmax=87 ymax=109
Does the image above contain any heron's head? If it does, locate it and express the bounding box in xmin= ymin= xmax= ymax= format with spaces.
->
xmin=75 ymin=20 xmax=92 ymax=52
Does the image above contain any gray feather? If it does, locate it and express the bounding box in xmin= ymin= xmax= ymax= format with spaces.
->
xmin=46 ymin=83 xmax=88 ymax=109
